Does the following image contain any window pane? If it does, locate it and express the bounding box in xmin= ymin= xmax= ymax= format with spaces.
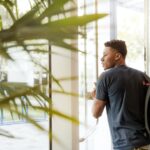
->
xmin=78 ymin=1 xmax=111 ymax=150
xmin=117 ymin=0 xmax=144 ymax=71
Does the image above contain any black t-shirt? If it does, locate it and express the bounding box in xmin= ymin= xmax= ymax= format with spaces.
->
xmin=96 ymin=65 xmax=150 ymax=150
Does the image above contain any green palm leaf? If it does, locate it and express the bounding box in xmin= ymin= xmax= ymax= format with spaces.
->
xmin=0 ymin=0 xmax=108 ymax=138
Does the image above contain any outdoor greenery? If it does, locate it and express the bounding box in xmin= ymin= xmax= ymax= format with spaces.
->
xmin=0 ymin=0 xmax=107 ymax=138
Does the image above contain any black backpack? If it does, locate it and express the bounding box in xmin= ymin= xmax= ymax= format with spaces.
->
xmin=144 ymin=74 xmax=150 ymax=135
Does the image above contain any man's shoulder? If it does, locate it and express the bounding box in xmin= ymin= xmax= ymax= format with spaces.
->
xmin=127 ymin=66 xmax=144 ymax=73
xmin=128 ymin=67 xmax=150 ymax=79
xmin=112 ymin=65 xmax=144 ymax=74
xmin=100 ymin=66 xmax=146 ymax=80
xmin=98 ymin=69 xmax=112 ymax=78
xmin=97 ymin=69 xmax=115 ymax=82
xmin=99 ymin=66 xmax=147 ymax=78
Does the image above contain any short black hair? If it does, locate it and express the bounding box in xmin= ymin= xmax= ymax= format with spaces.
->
xmin=104 ymin=39 xmax=127 ymax=58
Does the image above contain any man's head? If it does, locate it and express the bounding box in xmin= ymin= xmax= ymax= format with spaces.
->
xmin=101 ymin=39 xmax=127 ymax=70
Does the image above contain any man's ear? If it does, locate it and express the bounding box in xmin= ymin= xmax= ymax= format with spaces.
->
xmin=115 ymin=53 xmax=121 ymax=60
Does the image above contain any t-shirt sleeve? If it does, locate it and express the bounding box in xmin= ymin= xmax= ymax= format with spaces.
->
xmin=96 ymin=73 xmax=109 ymax=101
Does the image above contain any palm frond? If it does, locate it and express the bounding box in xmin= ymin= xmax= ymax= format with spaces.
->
xmin=0 ymin=15 xmax=2 ymax=30
xmin=0 ymin=46 xmax=14 ymax=61
xmin=6 ymin=106 xmax=47 ymax=131
xmin=0 ymin=1 xmax=16 ymax=22
xmin=47 ymin=14 xmax=107 ymax=27
xmin=10 ymin=3 xmax=40 ymax=29
xmin=0 ymin=0 xmax=108 ymax=137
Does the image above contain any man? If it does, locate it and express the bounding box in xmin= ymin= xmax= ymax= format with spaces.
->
xmin=92 ymin=40 xmax=150 ymax=150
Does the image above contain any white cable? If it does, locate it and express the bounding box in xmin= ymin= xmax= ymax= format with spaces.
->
xmin=79 ymin=119 xmax=99 ymax=142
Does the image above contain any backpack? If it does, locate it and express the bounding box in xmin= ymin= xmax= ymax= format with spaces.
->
xmin=144 ymin=74 xmax=150 ymax=135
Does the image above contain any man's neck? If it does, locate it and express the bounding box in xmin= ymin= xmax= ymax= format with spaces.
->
xmin=115 ymin=60 xmax=126 ymax=67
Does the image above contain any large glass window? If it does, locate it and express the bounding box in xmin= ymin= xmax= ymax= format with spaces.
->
xmin=0 ymin=0 xmax=48 ymax=124
xmin=145 ymin=0 xmax=150 ymax=75
xmin=117 ymin=0 xmax=144 ymax=71
xmin=78 ymin=0 xmax=147 ymax=150
xmin=78 ymin=1 xmax=111 ymax=150
xmin=149 ymin=0 xmax=150 ymax=74
xmin=0 ymin=1 xmax=49 ymax=150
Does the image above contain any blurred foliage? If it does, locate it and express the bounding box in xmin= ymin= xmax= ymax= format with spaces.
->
xmin=0 ymin=0 xmax=107 ymax=138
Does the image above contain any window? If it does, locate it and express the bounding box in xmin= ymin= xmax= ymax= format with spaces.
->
xmin=116 ymin=0 xmax=145 ymax=71
xmin=78 ymin=1 xmax=111 ymax=150
xmin=0 ymin=0 xmax=48 ymax=124
xmin=145 ymin=0 xmax=150 ymax=75
xmin=78 ymin=0 xmax=148 ymax=150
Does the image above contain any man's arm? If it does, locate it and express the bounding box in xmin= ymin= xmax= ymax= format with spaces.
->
xmin=91 ymin=79 xmax=107 ymax=119
xmin=92 ymin=99 xmax=107 ymax=119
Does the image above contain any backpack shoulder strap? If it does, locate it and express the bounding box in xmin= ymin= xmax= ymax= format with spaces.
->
xmin=145 ymin=84 xmax=150 ymax=134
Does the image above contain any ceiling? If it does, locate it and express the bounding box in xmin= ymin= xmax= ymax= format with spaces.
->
xmin=118 ymin=0 xmax=144 ymax=12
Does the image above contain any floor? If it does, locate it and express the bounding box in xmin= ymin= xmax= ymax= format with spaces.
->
xmin=0 ymin=121 xmax=49 ymax=150
xmin=0 ymin=115 xmax=111 ymax=150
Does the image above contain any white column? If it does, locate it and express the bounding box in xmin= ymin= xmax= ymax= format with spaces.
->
xmin=144 ymin=0 xmax=150 ymax=75
xmin=52 ymin=46 xmax=79 ymax=150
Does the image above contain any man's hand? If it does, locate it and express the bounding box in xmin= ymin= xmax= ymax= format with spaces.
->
xmin=91 ymin=88 xmax=96 ymax=99
xmin=90 ymin=82 xmax=96 ymax=100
